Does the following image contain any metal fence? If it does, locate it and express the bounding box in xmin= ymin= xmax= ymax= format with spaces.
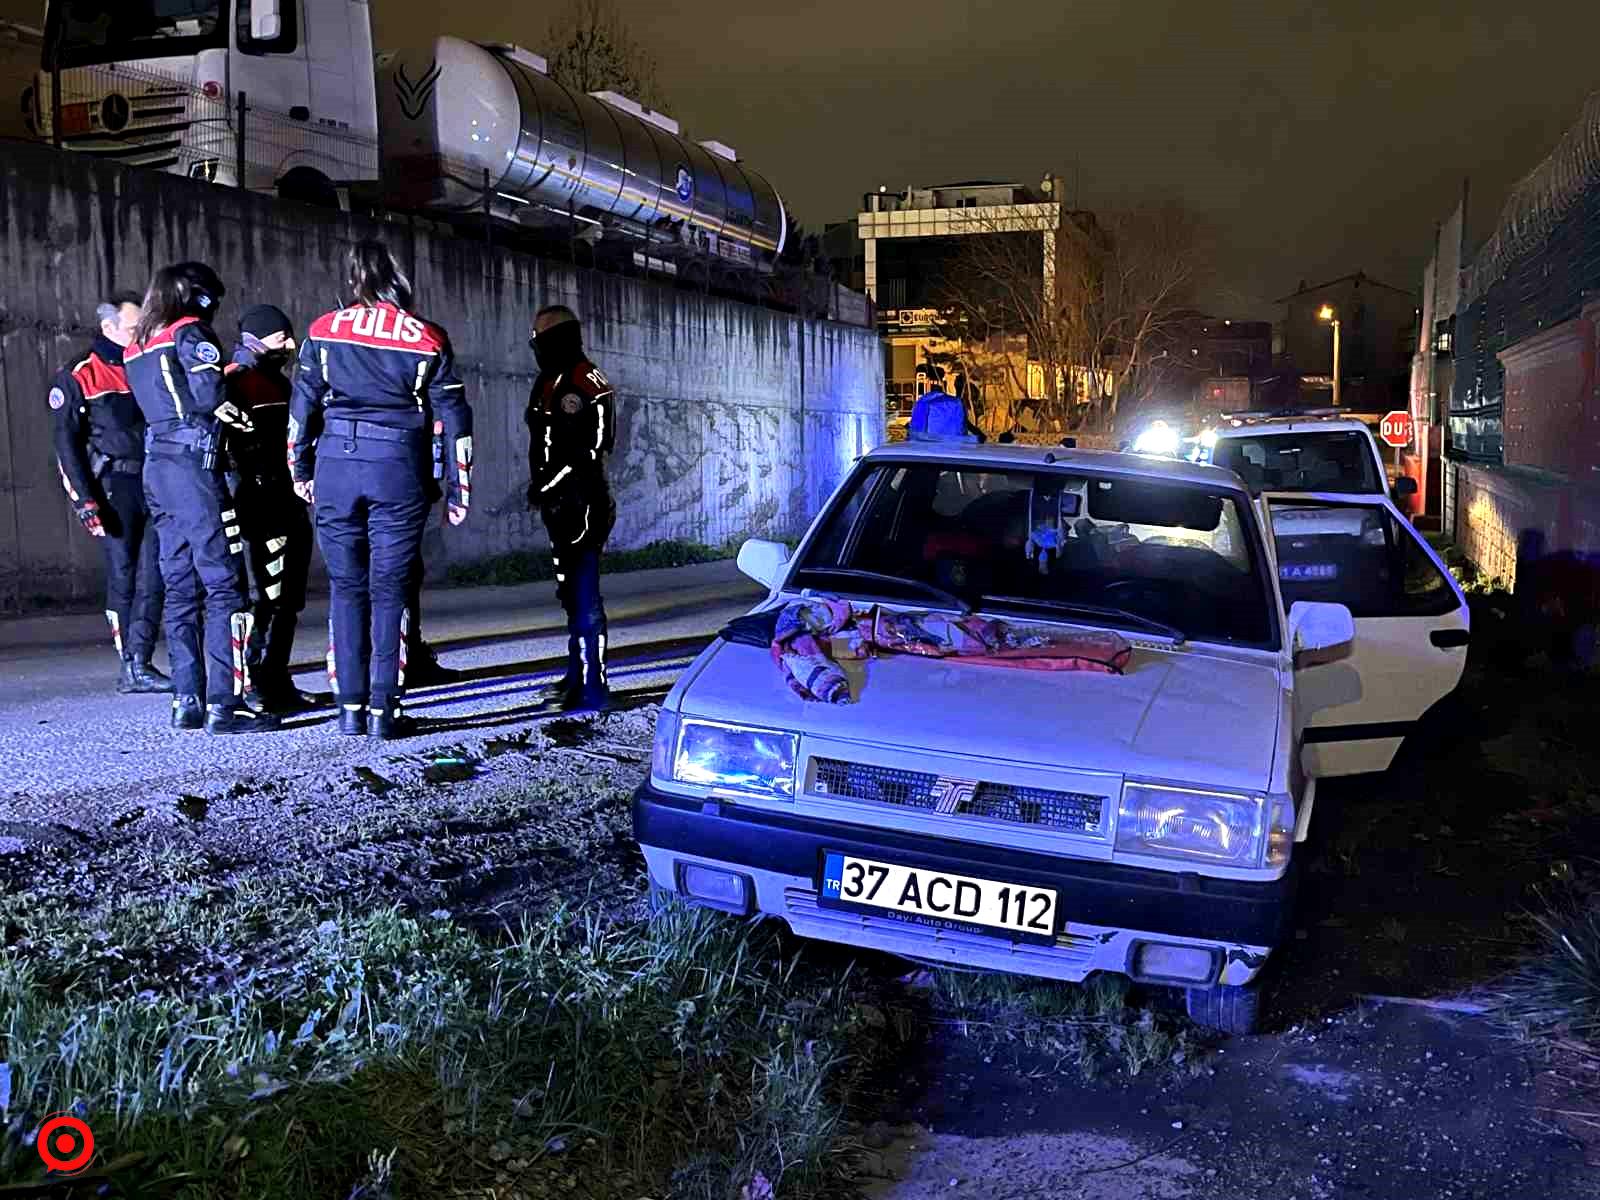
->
xmin=1452 ymin=98 xmax=1600 ymax=465
xmin=36 ymin=58 xmax=376 ymax=197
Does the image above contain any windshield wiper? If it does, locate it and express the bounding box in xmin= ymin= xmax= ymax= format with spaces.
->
xmin=793 ymin=567 xmax=971 ymax=614
xmin=978 ymin=594 xmax=1186 ymax=645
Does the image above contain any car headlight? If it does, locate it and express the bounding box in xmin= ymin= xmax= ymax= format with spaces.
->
xmin=1116 ymin=782 xmax=1293 ymax=868
xmin=669 ymin=717 xmax=798 ymax=798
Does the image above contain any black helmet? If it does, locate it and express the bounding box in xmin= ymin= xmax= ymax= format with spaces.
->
xmin=172 ymin=261 xmax=226 ymax=317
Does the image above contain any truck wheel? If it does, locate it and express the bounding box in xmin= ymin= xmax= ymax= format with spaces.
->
xmin=1185 ymin=983 xmax=1261 ymax=1036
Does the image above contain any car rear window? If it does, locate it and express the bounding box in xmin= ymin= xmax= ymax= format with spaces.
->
xmin=1214 ymin=430 xmax=1382 ymax=494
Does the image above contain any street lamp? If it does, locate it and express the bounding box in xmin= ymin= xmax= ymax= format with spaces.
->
xmin=1317 ymin=304 xmax=1341 ymax=407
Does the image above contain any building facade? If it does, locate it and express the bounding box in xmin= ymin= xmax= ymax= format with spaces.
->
xmin=1407 ymin=183 xmax=1468 ymax=527
xmin=832 ymin=177 xmax=1085 ymax=436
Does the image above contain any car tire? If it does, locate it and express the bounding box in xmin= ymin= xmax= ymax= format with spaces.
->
xmin=1185 ymin=983 xmax=1261 ymax=1036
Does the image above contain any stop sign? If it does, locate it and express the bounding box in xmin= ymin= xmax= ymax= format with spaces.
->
xmin=1379 ymin=409 xmax=1414 ymax=448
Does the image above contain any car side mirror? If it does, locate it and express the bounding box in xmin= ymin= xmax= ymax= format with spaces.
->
xmin=737 ymin=538 xmax=791 ymax=590
xmin=251 ymin=0 xmax=282 ymax=41
xmin=1288 ymin=600 xmax=1355 ymax=666
xmin=1392 ymin=476 xmax=1418 ymax=498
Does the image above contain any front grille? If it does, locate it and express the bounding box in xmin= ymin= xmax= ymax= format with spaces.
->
xmin=812 ymin=757 xmax=1105 ymax=835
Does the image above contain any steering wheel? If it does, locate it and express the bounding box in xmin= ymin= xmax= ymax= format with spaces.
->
xmin=1100 ymin=577 xmax=1190 ymax=617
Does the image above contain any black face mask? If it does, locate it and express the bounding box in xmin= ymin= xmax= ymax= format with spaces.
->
xmin=530 ymin=320 xmax=583 ymax=374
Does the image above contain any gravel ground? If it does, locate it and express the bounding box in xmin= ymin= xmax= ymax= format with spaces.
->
xmin=6 ymin=591 xmax=1600 ymax=1199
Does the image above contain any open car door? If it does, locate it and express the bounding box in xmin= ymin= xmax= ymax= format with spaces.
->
xmin=1264 ymin=493 xmax=1469 ymax=776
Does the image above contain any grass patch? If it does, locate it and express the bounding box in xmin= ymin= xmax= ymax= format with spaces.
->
xmin=913 ymin=969 xmax=1202 ymax=1082
xmin=0 ymin=887 xmax=895 ymax=1199
xmin=446 ymin=539 xmax=745 ymax=588
xmin=1492 ymin=890 xmax=1600 ymax=1045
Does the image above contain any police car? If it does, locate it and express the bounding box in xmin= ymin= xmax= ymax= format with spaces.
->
xmin=633 ymin=442 xmax=1469 ymax=1034
xmin=1206 ymin=409 xmax=1413 ymax=505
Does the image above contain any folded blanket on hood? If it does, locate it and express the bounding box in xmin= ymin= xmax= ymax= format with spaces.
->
xmin=767 ymin=595 xmax=1135 ymax=703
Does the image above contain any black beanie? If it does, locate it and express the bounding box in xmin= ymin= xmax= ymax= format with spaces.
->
xmin=239 ymin=304 xmax=294 ymax=341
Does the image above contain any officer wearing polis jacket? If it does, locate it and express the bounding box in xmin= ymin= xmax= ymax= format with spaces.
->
xmin=526 ymin=305 xmax=617 ymax=711
xmin=124 ymin=263 xmax=277 ymax=734
xmin=289 ymin=240 xmax=472 ymax=740
xmin=49 ymin=290 xmax=171 ymax=695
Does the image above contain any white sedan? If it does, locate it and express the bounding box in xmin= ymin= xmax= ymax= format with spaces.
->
xmin=633 ymin=443 xmax=1468 ymax=1033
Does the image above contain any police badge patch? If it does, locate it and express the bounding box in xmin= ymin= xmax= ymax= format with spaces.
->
xmin=561 ymin=394 xmax=582 ymax=414
xmin=194 ymin=341 xmax=221 ymax=364
xmin=48 ymin=387 xmax=65 ymax=409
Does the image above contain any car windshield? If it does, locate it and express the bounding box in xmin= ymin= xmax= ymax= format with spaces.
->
xmin=44 ymin=0 xmax=224 ymax=67
xmin=1212 ymin=430 xmax=1383 ymax=494
xmin=795 ymin=461 xmax=1278 ymax=648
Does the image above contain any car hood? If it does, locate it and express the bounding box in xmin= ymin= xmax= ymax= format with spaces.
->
xmin=677 ymin=640 xmax=1284 ymax=793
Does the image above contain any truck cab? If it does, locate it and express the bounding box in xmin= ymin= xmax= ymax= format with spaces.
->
xmin=35 ymin=0 xmax=377 ymax=204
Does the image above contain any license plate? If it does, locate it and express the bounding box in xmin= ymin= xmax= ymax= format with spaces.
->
xmin=819 ymin=852 xmax=1059 ymax=944
xmin=1280 ymin=562 xmax=1338 ymax=581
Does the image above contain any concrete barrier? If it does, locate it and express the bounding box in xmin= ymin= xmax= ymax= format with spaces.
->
xmin=0 ymin=140 xmax=884 ymax=613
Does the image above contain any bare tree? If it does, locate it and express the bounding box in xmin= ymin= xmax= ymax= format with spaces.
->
xmin=542 ymin=0 xmax=666 ymax=110
xmin=931 ymin=196 xmax=1211 ymax=433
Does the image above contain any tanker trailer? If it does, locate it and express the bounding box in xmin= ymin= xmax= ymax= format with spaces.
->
xmin=375 ymin=38 xmax=786 ymax=270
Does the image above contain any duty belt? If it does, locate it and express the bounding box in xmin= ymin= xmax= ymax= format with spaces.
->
xmin=324 ymin=417 xmax=419 ymax=445
xmin=105 ymin=458 xmax=144 ymax=475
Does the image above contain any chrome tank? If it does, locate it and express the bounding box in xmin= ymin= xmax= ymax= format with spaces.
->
xmin=376 ymin=36 xmax=785 ymax=265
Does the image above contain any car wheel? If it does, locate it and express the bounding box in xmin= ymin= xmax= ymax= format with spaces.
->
xmin=1185 ymin=983 xmax=1261 ymax=1036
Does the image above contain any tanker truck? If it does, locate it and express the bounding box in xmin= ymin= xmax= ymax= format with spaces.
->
xmin=29 ymin=0 xmax=786 ymax=271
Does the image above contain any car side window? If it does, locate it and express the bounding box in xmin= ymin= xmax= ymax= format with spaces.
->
xmin=806 ymin=467 xmax=896 ymax=569
xmin=1273 ymin=503 xmax=1458 ymax=618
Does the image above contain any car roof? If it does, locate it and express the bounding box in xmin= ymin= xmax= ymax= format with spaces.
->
xmin=862 ymin=441 xmax=1252 ymax=492
xmin=1213 ymin=416 xmax=1375 ymax=437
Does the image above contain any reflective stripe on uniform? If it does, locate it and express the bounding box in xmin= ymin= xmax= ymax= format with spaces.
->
xmin=159 ymin=354 xmax=185 ymax=418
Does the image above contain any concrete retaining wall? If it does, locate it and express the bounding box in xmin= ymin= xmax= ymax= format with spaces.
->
xmin=0 ymin=140 xmax=883 ymax=613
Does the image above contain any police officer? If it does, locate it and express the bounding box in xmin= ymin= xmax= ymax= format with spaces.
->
xmin=526 ymin=305 xmax=616 ymax=711
xmin=50 ymin=290 xmax=171 ymax=695
xmin=223 ymin=304 xmax=315 ymax=713
xmin=289 ymin=240 xmax=472 ymax=740
xmin=124 ymin=263 xmax=279 ymax=733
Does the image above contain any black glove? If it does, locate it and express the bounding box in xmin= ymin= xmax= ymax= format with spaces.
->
xmin=74 ymin=500 xmax=104 ymax=536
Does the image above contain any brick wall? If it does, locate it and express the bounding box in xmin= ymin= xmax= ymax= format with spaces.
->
xmin=1454 ymin=462 xmax=1600 ymax=590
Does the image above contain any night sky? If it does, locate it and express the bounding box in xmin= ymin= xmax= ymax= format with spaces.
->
xmin=11 ymin=0 xmax=1600 ymax=317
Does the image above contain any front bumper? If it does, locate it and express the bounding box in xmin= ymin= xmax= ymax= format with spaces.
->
xmin=634 ymin=781 xmax=1297 ymax=987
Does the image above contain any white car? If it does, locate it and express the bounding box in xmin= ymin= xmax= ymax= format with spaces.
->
xmin=1207 ymin=411 xmax=1416 ymax=506
xmin=633 ymin=443 xmax=1468 ymax=1033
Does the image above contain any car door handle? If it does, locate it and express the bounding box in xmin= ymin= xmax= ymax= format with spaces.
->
xmin=1430 ymin=629 xmax=1470 ymax=648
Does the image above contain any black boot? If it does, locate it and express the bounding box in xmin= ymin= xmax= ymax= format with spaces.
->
xmin=338 ymin=705 xmax=368 ymax=736
xmin=119 ymin=655 xmax=174 ymax=695
xmin=205 ymin=704 xmax=281 ymax=735
xmin=370 ymin=702 xmax=418 ymax=741
xmin=251 ymin=612 xmax=314 ymax=713
xmin=171 ymin=693 xmax=204 ymax=730
xmin=406 ymin=640 xmax=460 ymax=687
xmin=537 ymin=636 xmax=583 ymax=709
xmin=567 ymin=632 xmax=610 ymax=712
